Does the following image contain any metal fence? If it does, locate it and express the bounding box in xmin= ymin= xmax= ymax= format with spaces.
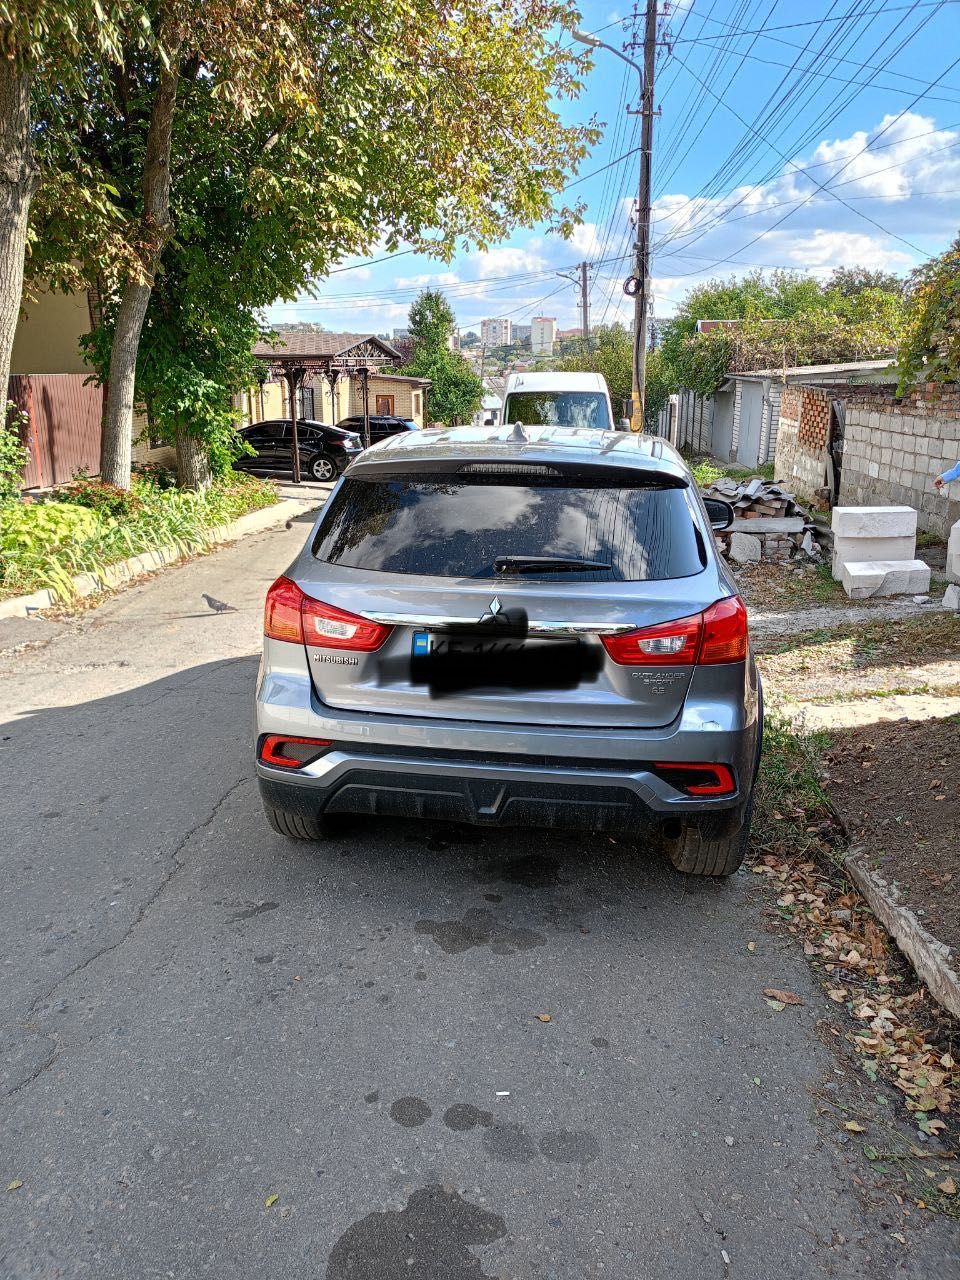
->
xmin=8 ymin=373 xmax=103 ymax=489
xmin=653 ymin=391 xmax=714 ymax=453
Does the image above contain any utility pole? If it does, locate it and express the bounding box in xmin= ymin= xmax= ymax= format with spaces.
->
xmin=631 ymin=0 xmax=657 ymax=433
xmin=579 ymin=261 xmax=590 ymax=341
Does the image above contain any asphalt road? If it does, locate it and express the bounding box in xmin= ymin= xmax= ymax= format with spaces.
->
xmin=1 ymin=509 xmax=957 ymax=1279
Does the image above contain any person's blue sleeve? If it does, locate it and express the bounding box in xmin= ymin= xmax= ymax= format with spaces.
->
xmin=941 ymin=460 xmax=960 ymax=484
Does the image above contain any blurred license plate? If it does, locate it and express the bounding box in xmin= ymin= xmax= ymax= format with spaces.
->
xmin=410 ymin=631 xmax=598 ymax=694
xmin=412 ymin=631 xmax=531 ymax=657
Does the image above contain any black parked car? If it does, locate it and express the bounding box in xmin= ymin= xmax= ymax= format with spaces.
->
xmin=234 ymin=419 xmax=364 ymax=482
xmin=335 ymin=414 xmax=420 ymax=446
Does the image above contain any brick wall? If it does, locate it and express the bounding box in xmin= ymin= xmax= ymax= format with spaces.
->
xmin=774 ymin=385 xmax=832 ymax=502
xmin=838 ymin=382 xmax=960 ymax=538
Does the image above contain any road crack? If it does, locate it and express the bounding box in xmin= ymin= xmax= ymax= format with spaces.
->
xmin=6 ymin=775 xmax=250 ymax=1097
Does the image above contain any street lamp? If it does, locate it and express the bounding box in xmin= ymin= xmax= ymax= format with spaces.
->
xmin=573 ymin=15 xmax=656 ymax=432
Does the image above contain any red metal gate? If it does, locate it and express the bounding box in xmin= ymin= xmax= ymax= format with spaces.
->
xmin=7 ymin=373 xmax=103 ymax=489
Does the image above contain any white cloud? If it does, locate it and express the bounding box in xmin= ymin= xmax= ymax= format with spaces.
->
xmin=470 ymin=244 xmax=548 ymax=277
xmin=569 ymin=221 xmax=603 ymax=256
xmin=393 ymin=270 xmax=461 ymax=289
xmin=779 ymin=229 xmax=913 ymax=271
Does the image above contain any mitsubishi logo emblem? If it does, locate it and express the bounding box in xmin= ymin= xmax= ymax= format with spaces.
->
xmin=479 ymin=596 xmax=504 ymax=624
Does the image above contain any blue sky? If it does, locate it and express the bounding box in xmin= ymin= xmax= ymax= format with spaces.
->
xmin=266 ymin=0 xmax=960 ymax=337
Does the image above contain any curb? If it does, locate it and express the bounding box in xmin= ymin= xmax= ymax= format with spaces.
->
xmin=0 ymin=496 xmax=320 ymax=620
xmin=844 ymin=846 xmax=960 ymax=1020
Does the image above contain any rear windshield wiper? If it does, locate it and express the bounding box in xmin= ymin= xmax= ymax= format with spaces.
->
xmin=494 ymin=555 xmax=612 ymax=574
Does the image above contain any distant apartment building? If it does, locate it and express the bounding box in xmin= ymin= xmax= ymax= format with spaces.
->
xmin=512 ymin=324 xmax=531 ymax=346
xmin=481 ymin=317 xmax=513 ymax=348
xmin=392 ymin=327 xmax=411 ymax=340
xmin=531 ymin=316 xmax=557 ymax=356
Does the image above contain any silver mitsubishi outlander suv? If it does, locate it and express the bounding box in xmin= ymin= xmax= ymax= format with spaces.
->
xmin=255 ymin=425 xmax=762 ymax=877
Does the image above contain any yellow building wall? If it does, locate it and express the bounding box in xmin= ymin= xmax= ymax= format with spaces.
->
xmin=235 ymin=375 xmax=426 ymax=427
xmin=11 ymin=286 xmax=93 ymax=375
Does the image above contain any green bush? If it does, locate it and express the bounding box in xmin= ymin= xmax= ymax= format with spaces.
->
xmin=0 ymin=405 xmax=30 ymax=504
xmin=0 ymin=473 xmax=277 ymax=600
xmin=58 ymin=472 xmax=142 ymax=518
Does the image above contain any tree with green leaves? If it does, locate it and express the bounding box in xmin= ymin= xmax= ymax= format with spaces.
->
xmin=0 ymin=2 xmax=156 ymax=414
xmin=656 ymin=268 xmax=905 ymax=399
xmin=29 ymin=0 xmax=595 ymax=487
xmin=402 ymin=289 xmax=483 ymax=425
xmin=897 ymin=234 xmax=960 ymax=390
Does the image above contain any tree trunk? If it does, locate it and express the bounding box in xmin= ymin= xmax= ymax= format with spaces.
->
xmin=174 ymin=425 xmax=211 ymax=491
xmin=99 ymin=60 xmax=180 ymax=487
xmin=0 ymin=53 xmax=37 ymax=417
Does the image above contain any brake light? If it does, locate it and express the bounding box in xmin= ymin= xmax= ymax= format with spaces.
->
xmin=654 ymin=762 xmax=736 ymax=796
xmin=601 ymin=596 xmax=747 ymax=667
xmin=601 ymin=613 xmax=702 ymax=666
xmin=699 ymin=596 xmax=748 ymax=664
xmin=264 ymin=576 xmax=392 ymax=651
xmin=259 ymin=734 xmax=332 ymax=768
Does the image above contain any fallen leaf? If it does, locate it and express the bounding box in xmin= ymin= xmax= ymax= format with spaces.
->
xmin=765 ymin=998 xmax=786 ymax=1011
xmin=892 ymin=1232 xmax=906 ymax=1244
xmin=265 ymin=1193 xmax=279 ymax=1208
xmin=535 ymin=1014 xmax=552 ymax=1023
xmin=843 ymin=1121 xmax=866 ymax=1133
xmin=938 ymin=1177 xmax=957 ymax=1196
xmin=6 ymin=1180 xmax=22 ymax=1192
xmin=763 ymin=988 xmax=804 ymax=1006
xmin=828 ymin=989 xmax=847 ymax=1003
xmin=863 ymin=1145 xmax=880 ymax=1161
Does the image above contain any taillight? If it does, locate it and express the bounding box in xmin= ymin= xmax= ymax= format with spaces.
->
xmin=654 ymin=762 xmax=736 ymax=796
xmin=263 ymin=576 xmax=392 ymax=651
xmin=601 ymin=596 xmax=747 ymax=667
xmin=699 ymin=596 xmax=748 ymax=664
xmin=601 ymin=613 xmax=702 ymax=666
xmin=259 ymin=734 xmax=331 ymax=768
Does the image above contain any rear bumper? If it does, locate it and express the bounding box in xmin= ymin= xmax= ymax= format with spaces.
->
xmin=258 ymin=748 xmax=752 ymax=833
xmin=255 ymin=642 xmax=762 ymax=832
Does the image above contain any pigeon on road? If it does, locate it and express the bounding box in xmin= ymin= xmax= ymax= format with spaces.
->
xmin=202 ymin=593 xmax=238 ymax=614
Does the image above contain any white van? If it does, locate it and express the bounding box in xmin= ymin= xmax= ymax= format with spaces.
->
xmin=500 ymin=371 xmax=628 ymax=431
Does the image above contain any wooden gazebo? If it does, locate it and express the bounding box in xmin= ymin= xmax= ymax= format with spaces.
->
xmin=252 ymin=331 xmax=403 ymax=482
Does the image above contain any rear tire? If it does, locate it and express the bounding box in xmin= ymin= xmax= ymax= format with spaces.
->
xmin=309 ymin=454 xmax=336 ymax=482
xmin=263 ymin=803 xmax=327 ymax=842
xmin=663 ymin=795 xmax=753 ymax=877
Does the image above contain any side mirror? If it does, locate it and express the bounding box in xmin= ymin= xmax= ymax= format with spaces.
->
xmin=617 ymin=418 xmax=631 ymax=432
xmin=703 ymin=497 xmax=735 ymax=531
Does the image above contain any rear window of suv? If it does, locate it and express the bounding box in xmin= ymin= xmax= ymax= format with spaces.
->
xmin=312 ymin=476 xmax=705 ymax=581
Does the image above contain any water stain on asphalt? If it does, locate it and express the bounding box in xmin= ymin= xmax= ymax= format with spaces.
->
xmin=389 ymin=1096 xmax=432 ymax=1127
xmin=414 ymin=909 xmax=545 ymax=956
xmin=365 ymin=1090 xmax=379 ymax=1104
xmin=443 ymin=1103 xmax=493 ymax=1131
xmin=539 ymin=1130 xmax=601 ymax=1164
xmin=253 ymin=953 xmax=274 ymax=965
xmin=481 ymin=1122 xmax=536 ymax=1163
xmin=591 ymin=1036 xmax=609 ymax=1049
xmin=326 ymin=1184 xmax=505 ymax=1279
xmin=475 ymin=853 xmax=562 ymax=888
xmin=225 ymin=901 xmax=279 ymax=923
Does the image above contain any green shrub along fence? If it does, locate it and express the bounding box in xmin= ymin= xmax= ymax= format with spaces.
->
xmin=0 ymin=470 xmax=277 ymax=600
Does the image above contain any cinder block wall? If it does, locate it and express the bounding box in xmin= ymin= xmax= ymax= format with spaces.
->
xmin=839 ymin=383 xmax=960 ymax=538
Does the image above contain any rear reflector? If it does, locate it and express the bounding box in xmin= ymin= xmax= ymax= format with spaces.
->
xmin=259 ymin=734 xmax=332 ymax=768
xmin=600 ymin=596 xmax=747 ymax=667
xmin=264 ymin=575 xmax=392 ymax=651
xmin=654 ymin=762 xmax=736 ymax=796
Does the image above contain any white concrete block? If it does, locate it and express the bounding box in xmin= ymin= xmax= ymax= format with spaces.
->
xmin=840 ymin=559 xmax=932 ymax=599
xmin=831 ymin=505 xmax=918 ymax=539
xmin=831 ymin=534 xmax=917 ymax=578
xmin=729 ymin=532 xmax=762 ymax=564
xmin=943 ymin=583 xmax=960 ymax=612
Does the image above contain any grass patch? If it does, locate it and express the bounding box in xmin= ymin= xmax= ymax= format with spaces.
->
xmin=0 ymin=471 xmax=277 ymax=600
xmin=754 ymin=715 xmax=836 ymax=860
xmin=690 ymin=457 xmax=776 ymax=487
xmin=916 ymin=529 xmax=946 ymax=550
xmin=759 ymin=611 xmax=960 ymax=665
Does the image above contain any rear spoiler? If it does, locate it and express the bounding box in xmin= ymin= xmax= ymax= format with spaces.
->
xmin=346 ymin=456 xmax=689 ymax=489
